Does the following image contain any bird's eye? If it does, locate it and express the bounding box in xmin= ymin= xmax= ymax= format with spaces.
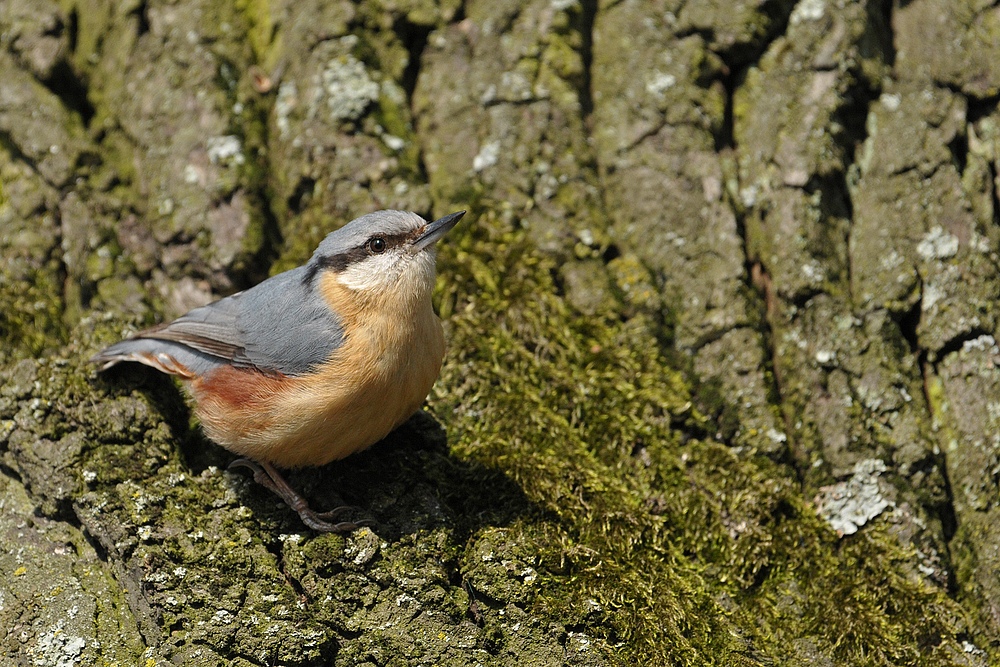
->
xmin=367 ymin=237 xmax=387 ymax=254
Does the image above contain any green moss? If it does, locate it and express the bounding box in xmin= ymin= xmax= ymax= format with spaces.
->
xmin=234 ymin=0 xmax=275 ymax=65
xmin=429 ymin=211 xmax=975 ymax=664
xmin=372 ymin=83 xmax=423 ymax=178
xmin=204 ymin=7 xmax=279 ymax=282
xmin=0 ymin=262 xmax=67 ymax=359
xmin=269 ymin=205 xmax=331 ymax=274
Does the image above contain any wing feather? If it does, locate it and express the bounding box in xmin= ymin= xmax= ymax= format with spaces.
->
xmin=139 ymin=297 xmax=253 ymax=367
xmin=106 ymin=265 xmax=344 ymax=377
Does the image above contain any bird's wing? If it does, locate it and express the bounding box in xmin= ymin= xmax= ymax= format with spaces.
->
xmin=236 ymin=266 xmax=345 ymax=375
xmin=140 ymin=296 xmax=253 ymax=366
xmin=138 ymin=265 xmax=344 ymax=377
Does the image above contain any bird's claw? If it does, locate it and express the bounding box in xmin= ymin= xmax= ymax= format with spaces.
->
xmin=228 ymin=458 xmax=374 ymax=533
xmin=298 ymin=509 xmax=374 ymax=533
xmin=312 ymin=504 xmax=361 ymax=521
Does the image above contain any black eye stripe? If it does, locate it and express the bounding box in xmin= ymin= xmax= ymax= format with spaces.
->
xmin=365 ymin=232 xmax=409 ymax=253
xmin=304 ymin=231 xmax=416 ymax=284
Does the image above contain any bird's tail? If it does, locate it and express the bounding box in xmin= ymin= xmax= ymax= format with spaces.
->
xmin=91 ymin=338 xmax=212 ymax=379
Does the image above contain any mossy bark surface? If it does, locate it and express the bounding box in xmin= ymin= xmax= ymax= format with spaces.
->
xmin=2 ymin=0 xmax=1000 ymax=664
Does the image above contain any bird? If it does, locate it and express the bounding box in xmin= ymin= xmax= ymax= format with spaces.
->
xmin=93 ymin=209 xmax=466 ymax=531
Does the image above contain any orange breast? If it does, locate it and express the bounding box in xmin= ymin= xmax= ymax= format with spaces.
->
xmin=190 ymin=272 xmax=445 ymax=468
xmin=191 ymin=366 xmax=290 ymax=436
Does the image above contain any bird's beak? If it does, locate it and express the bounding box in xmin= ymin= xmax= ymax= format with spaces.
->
xmin=413 ymin=210 xmax=465 ymax=252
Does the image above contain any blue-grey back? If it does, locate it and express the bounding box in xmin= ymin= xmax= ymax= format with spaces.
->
xmin=131 ymin=264 xmax=343 ymax=377
xmin=236 ymin=265 xmax=344 ymax=375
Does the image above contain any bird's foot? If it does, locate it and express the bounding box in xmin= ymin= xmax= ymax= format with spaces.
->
xmin=228 ymin=458 xmax=373 ymax=533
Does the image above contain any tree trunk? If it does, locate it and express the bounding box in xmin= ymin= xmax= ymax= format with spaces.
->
xmin=1 ymin=0 xmax=998 ymax=664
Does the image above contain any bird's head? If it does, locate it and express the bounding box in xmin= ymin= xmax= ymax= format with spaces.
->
xmin=305 ymin=210 xmax=465 ymax=305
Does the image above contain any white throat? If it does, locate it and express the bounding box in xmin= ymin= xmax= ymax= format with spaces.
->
xmin=336 ymin=249 xmax=437 ymax=301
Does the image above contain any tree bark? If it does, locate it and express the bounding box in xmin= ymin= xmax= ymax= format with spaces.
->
xmin=1 ymin=0 xmax=999 ymax=664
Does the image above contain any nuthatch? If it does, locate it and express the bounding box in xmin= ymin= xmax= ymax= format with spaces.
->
xmin=93 ymin=209 xmax=466 ymax=531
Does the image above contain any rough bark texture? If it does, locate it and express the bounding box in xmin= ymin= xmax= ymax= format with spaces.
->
xmin=2 ymin=0 xmax=1000 ymax=664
